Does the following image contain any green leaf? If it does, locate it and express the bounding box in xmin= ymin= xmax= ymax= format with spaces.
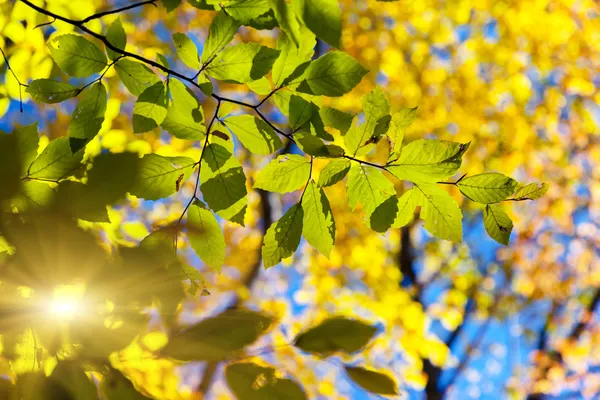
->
xmin=253 ymin=155 xmax=311 ymax=193
xmin=226 ymin=362 xmax=307 ymax=400
xmin=346 ymin=163 xmax=395 ymax=216
xmin=205 ymin=43 xmax=280 ymax=83
xmin=387 ymin=139 xmax=470 ymax=183
xmin=247 ymin=76 xmax=271 ymax=95
xmin=271 ymin=29 xmax=315 ymax=87
xmin=68 ymin=82 xmax=107 ymax=152
xmin=268 ymin=0 xmax=302 ymax=48
xmin=319 ymin=107 xmax=354 ymax=134
xmin=457 ymin=173 xmax=518 ymax=204
xmin=161 ymin=78 xmax=205 ymax=140
xmin=483 ymin=204 xmax=513 ymax=246
xmin=294 ymin=317 xmax=377 ymax=355
xmin=262 ymin=203 xmax=304 ymax=268
xmin=387 ymin=107 xmax=417 ymax=158
xmin=317 ymin=159 xmax=350 ymax=187
xmin=224 ymin=114 xmax=283 ymax=154
xmin=102 ymin=368 xmax=152 ymax=400
xmin=200 ymin=143 xmax=248 ymax=225
xmin=115 ymin=59 xmax=161 ymax=96
xmin=157 ymin=53 xmax=170 ymax=68
xmin=47 ymin=34 xmax=107 ymax=77
xmin=162 ymin=0 xmax=182 ymax=12
xmin=11 ymin=181 xmax=54 ymax=212
xmin=129 ymin=153 xmax=195 ymax=200
xmin=510 ymin=182 xmax=549 ymax=201
xmin=294 ymin=131 xmax=343 ymax=158
xmin=132 ymin=82 xmax=168 ymax=133
xmin=245 ymin=9 xmax=279 ymax=30
xmin=392 ymin=188 xmax=418 ymax=228
xmin=188 ymin=0 xmax=219 ymax=10
xmin=173 ymin=33 xmax=201 ymax=69
xmin=202 ymin=10 xmax=240 ymax=65
xmin=345 ymin=87 xmax=390 ymax=156
xmin=345 ymin=366 xmax=398 ymax=396
xmin=27 ymin=137 xmax=83 ymax=180
xmin=289 ymin=95 xmax=316 ymax=130
xmin=292 ymin=51 xmax=368 ymax=97
xmin=106 ymin=18 xmax=126 ymax=60
xmin=414 ymin=183 xmax=462 ymax=242
xmin=13 ymin=123 xmax=39 ymax=176
xmin=302 ymin=181 xmax=335 ymax=257
xmin=161 ymin=309 xmax=273 ymax=361
xmin=224 ymin=0 xmax=271 ymax=24
xmin=188 ymin=201 xmax=226 ymax=272
xmin=302 ymin=109 xmax=334 ymax=140
xmin=369 ymin=195 xmax=398 ymax=233
xmin=197 ymin=72 xmax=214 ymax=96
xmin=292 ymin=0 xmax=341 ymax=48
xmin=49 ymin=361 xmax=99 ymax=400
xmin=26 ymin=79 xmax=79 ymax=103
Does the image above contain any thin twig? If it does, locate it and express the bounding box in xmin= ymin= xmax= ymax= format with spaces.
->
xmin=0 ymin=46 xmax=26 ymax=112
xmin=79 ymin=0 xmax=158 ymax=24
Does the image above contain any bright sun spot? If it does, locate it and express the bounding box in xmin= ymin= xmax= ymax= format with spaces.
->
xmin=48 ymin=284 xmax=85 ymax=321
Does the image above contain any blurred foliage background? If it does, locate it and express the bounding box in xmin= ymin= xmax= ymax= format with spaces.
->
xmin=1 ymin=0 xmax=599 ymax=398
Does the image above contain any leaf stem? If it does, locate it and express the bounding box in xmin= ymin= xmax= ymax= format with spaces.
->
xmin=0 ymin=47 xmax=27 ymax=112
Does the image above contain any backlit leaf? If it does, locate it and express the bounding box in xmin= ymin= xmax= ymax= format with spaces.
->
xmin=387 ymin=107 xmax=417 ymax=157
xmin=291 ymin=52 xmax=368 ymax=97
xmin=129 ymin=153 xmax=195 ymax=200
xmin=414 ymin=183 xmax=462 ymax=242
xmin=262 ymin=203 xmax=304 ymax=268
xmin=271 ymin=28 xmax=315 ymax=87
xmin=457 ymin=172 xmax=518 ymax=204
xmin=510 ymin=182 xmax=549 ymax=201
xmin=200 ymin=143 xmax=248 ymax=225
xmin=302 ymin=181 xmax=335 ymax=257
xmin=68 ymin=82 xmax=107 ymax=152
xmin=27 ymin=137 xmax=83 ymax=180
xmin=26 ymin=79 xmax=79 ymax=104
xmin=106 ymin=18 xmax=126 ymax=60
xmin=317 ymin=159 xmax=351 ymax=187
xmin=47 ymin=34 xmax=107 ymax=77
xmin=483 ymin=204 xmax=513 ymax=246
xmin=292 ymin=0 xmax=341 ymax=48
xmin=132 ymin=82 xmax=168 ymax=133
xmin=205 ymin=43 xmax=280 ymax=83
xmin=392 ymin=188 xmax=418 ymax=228
xmin=345 ymin=87 xmax=390 ymax=156
xmin=253 ymin=155 xmax=311 ymax=193
xmin=173 ymin=33 xmax=201 ymax=69
xmin=224 ymin=114 xmax=283 ymax=154
xmin=387 ymin=139 xmax=470 ymax=183
xmin=346 ymin=162 xmax=395 ymax=216
xmin=225 ymin=0 xmax=271 ymax=24
xmin=202 ymin=10 xmax=241 ymax=65
xmin=115 ymin=59 xmax=160 ymax=96
xmin=161 ymin=78 xmax=205 ymax=140
xmin=188 ymin=201 xmax=226 ymax=272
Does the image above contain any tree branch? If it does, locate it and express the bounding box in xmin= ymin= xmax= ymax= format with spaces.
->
xmin=79 ymin=0 xmax=157 ymax=24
